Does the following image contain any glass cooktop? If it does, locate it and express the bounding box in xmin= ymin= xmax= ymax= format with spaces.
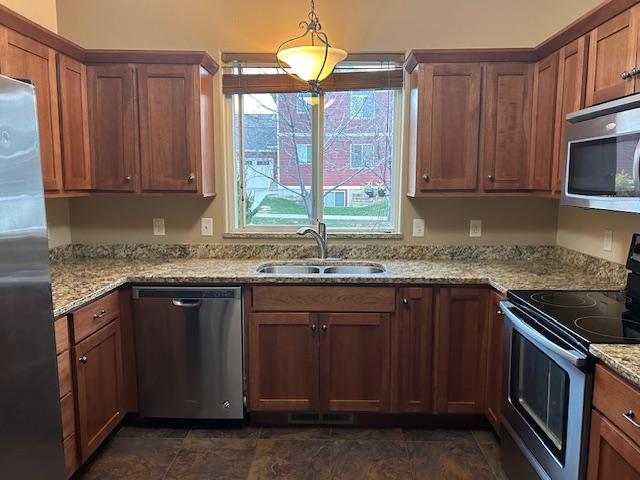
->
xmin=508 ymin=290 xmax=640 ymax=345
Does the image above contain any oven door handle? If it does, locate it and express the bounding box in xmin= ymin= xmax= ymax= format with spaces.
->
xmin=500 ymin=301 xmax=588 ymax=368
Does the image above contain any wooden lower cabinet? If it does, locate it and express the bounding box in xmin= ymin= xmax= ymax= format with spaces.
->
xmin=484 ymin=291 xmax=504 ymax=433
xmin=74 ymin=319 xmax=124 ymax=461
xmin=397 ymin=287 xmax=433 ymax=413
xmin=588 ymin=410 xmax=640 ymax=479
xmin=433 ymin=287 xmax=490 ymax=414
xmin=320 ymin=313 xmax=391 ymax=412
xmin=247 ymin=312 xmax=319 ymax=411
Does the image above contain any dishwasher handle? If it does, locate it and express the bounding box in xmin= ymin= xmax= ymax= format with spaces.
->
xmin=172 ymin=298 xmax=203 ymax=308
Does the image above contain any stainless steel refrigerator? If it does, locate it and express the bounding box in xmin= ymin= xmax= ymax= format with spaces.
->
xmin=0 ymin=75 xmax=65 ymax=478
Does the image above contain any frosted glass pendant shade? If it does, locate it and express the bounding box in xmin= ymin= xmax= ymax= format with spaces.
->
xmin=277 ymin=46 xmax=347 ymax=82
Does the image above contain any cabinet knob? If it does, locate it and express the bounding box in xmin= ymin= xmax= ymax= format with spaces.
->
xmin=124 ymin=176 xmax=132 ymax=183
xmin=187 ymin=174 xmax=196 ymax=183
xmin=402 ymin=298 xmax=408 ymax=304
xmin=79 ymin=355 xmax=88 ymax=364
xmin=497 ymin=310 xmax=504 ymax=316
xmin=622 ymin=71 xmax=631 ymax=80
xmin=487 ymin=175 xmax=494 ymax=181
xmin=321 ymin=324 xmax=328 ymax=332
xmin=422 ymin=174 xmax=430 ymax=182
xmin=310 ymin=324 xmax=317 ymax=332
xmin=632 ymin=67 xmax=639 ymax=76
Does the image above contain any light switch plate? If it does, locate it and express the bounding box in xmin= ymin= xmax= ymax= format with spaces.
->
xmin=153 ymin=218 xmax=165 ymax=236
xmin=201 ymin=218 xmax=213 ymax=236
xmin=412 ymin=218 xmax=425 ymax=237
xmin=470 ymin=219 xmax=482 ymax=237
xmin=604 ymin=229 xmax=613 ymax=252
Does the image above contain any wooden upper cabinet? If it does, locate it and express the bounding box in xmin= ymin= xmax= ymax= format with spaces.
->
xmin=57 ymin=54 xmax=91 ymax=190
xmin=87 ymin=64 xmax=139 ymax=191
xmin=247 ymin=313 xmax=318 ymax=412
xmin=552 ymin=37 xmax=588 ymax=195
xmin=137 ymin=64 xmax=199 ymax=192
xmin=319 ymin=312 xmax=391 ymax=412
xmin=0 ymin=27 xmax=62 ymax=191
xmin=588 ymin=410 xmax=640 ymax=479
xmin=529 ymin=53 xmax=559 ymax=191
xmin=397 ymin=287 xmax=433 ymax=413
xmin=408 ymin=63 xmax=481 ymax=194
xmin=481 ymin=63 xmax=532 ymax=191
xmin=74 ymin=319 xmax=124 ymax=462
xmin=586 ymin=5 xmax=640 ymax=106
xmin=433 ymin=287 xmax=489 ymax=414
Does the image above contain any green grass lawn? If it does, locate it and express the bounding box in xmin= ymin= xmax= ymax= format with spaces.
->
xmin=257 ymin=195 xmax=390 ymax=217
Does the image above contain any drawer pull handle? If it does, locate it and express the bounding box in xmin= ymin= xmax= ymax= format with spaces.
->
xmin=79 ymin=355 xmax=88 ymax=364
xmin=93 ymin=309 xmax=107 ymax=319
xmin=623 ymin=410 xmax=640 ymax=428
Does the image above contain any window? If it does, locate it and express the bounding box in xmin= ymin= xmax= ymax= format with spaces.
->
xmin=296 ymin=144 xmax=313 ymax=164
xmin=350 ymin=144 xmax=375 ymax=169
xmin=350 ymin=91 xmax=374 ymax=119
xmin=296 ymin=93 xmax=311 ymax=114
xmin=226 ymin=61 xmax=402 ymax=233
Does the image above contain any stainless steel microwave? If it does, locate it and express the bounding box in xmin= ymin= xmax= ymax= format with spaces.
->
xmin=562 ymin=94 xmax=640 ymax=213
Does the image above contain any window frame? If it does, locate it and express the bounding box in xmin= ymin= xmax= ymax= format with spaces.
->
xmin=223 ymin=69 xmax=403 ymax=235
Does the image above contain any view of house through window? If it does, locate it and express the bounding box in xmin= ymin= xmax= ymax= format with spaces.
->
xmin=229 ymin=66 xmax=401 ymax=232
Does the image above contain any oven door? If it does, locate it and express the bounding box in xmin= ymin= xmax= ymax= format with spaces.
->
xmin=500 ymin=301 xmax=592 ymax=480
xmin=562 ymin=105 xmax=640 ymax=213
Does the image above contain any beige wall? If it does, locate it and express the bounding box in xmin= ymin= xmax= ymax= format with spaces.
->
xmin=46 ymin=198 xmax=72 ymax=247
xmin=1 ymin=0 xmax=58 ymax=32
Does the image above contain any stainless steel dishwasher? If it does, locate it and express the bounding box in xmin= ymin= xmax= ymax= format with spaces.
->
xmin=132 ymin=286 xmax=243 ymax=419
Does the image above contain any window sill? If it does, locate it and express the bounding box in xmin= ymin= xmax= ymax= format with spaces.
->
xmin=223 ymin=232 xmax=403 ymax=240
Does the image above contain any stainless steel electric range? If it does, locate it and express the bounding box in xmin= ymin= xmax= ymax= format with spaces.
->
xmin=499 ymin=233 xmax=640 ymax=480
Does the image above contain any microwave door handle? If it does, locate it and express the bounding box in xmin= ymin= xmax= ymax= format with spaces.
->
xmin=500 ymin=301 xmax=588 ymax=368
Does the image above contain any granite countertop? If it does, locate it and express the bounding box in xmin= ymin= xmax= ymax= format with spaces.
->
xmin=590 ymin=344 xmax=640 ymax=389
xmin=50 ymin=256 xmax=625 ymax=318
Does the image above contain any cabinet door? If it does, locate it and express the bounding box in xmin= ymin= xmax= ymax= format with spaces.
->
xmin=87 ymin=64 xmax=139 ymax=191
xmin=416 ymin=63 xmax=481 ymax=191
xmin=397 ymin=288 xmax=433 ymax=413
xmin=529 ymin=53 xmax=558 ymax=191
xmin=57 ymin=54 xmax=91 ymax=190
xmin=552 ymin=37 xmax=588 ymax=195
xmin=74 ymin=320 xmax=124 ymax=461
xmin=484 ymin=291 xmax=504 ymax=434
xmin=320 ymin=313 xmax=391 ymax=412
xmin=434 ymin=287 xmax=489 ymax=414
xmin=0 ymin=27 xmax=62 ymax=191
xmin=586 ymin=6 xmax=639 ymax=106
xmin=137 ymin=64 xmax=199 ymax=192
xmin=481 ymin=63 xmax=532 ymax=191
xmin=587 ymin=410 xmax=640 ymax=479
xmin=247 ymin=313 xmax=318 ymax=411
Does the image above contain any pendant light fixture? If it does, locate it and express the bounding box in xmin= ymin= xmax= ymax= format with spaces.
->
xmin=276 ymin=0 xmax=347 ymax=94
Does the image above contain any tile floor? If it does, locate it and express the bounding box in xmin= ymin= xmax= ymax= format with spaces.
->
xmin=76 ymin=424 xmax=508 ymax=479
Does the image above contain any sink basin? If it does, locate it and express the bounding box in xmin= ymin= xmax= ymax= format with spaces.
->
xmin=257 ymin=265 xmax=321 ymax=274
xmin=322 ymin=265 xmax=385 ymax=274
xmin=256 ymin=263 xmax=385 ymax=275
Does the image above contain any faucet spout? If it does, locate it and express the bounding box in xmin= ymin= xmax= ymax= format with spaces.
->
xmin=296 ymin=222 xmax=328 ymax=259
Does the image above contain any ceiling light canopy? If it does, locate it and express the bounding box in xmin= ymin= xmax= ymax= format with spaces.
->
xmin=276 ymin=0 xmax=347 ymax=93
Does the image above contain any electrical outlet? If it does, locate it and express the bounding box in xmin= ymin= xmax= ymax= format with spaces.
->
xmin=201 ymin=218 xmax=213 ymax=236
xmin=412 ymin=218 xmax=425 ymax=237
xmin=152 ymin=218 xmax=165 ymax=236
xmin=604 ymin=229 xmax=613 ymax=252
xmin=470 ymin=219 xmax=482 ymax=237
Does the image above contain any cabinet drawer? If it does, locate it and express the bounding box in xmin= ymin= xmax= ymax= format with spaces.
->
xmin=57 ymin=350 xmax=72 ymax=398
xmin=63 ymin=433 xmax=78 ymax=479
xmin=251 ymin=286 xmax=396 ymax=313
xmin=594 ymin=364 xmax=640 ymax=446
xmin=60 ymin=392 xmax=75 ymax=440
xmin=72 ymin=290 xmax=120 ymax=343
xmin=55 ymin=316 xmax=69 ymax=354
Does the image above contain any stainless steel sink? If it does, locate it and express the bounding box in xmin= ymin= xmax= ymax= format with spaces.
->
xmin=257 ymin=265 xmax=321 ymax=274
xmin=322 ymin=265 xmax=385 ymax=274
xmin=256 ymin=263 xmax=385 ymax=275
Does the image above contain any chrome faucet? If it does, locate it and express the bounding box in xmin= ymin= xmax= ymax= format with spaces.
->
xmin=297 ymin=222 xmax=328 ymax=259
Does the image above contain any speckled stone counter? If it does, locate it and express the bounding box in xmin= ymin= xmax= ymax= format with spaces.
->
xmin=590 ymin=344 xmax=640 ymax=389
xmin=50 ymin=256 xmax=625 ymax=319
